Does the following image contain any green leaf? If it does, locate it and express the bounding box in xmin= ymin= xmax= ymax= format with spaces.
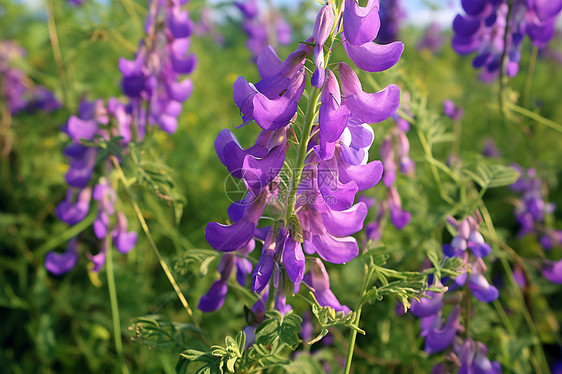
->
xmin=177 ymin=350 xmax=222 ymax=374
xmin=463 ymin=161 xmax=520 ymax=189
xmin=309 ymin=293 xmax=363 ymax=344
xmin=254 ymin=310 xmax=302 ymax=350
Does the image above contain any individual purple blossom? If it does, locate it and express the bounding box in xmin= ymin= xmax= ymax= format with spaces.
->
xmin=541 ymin=260 xmax=562 ymax=284
xmin=443 ymin=100 xmax=465 ymax=121
xmin=45 ymin=239 xmax=80 ymax=275
xmin=199 ymin=240 xmax=255 ymax=312
xmin=112 ymin=212 xmax=138 ymax=254
xmin=455 ymin=338 xmax=502 ymax=374
xmin=311 ymin=3 xmax=335 ymax=87
xmin=483 ymin=138 xmax=501 ymax=157
xmin=421 ymin=306 xmax=461 ymax=354
xmin=304 ymin=259 xmax=351 ymax=314
xmin=55 ymin=187 xmax=92 ymax=226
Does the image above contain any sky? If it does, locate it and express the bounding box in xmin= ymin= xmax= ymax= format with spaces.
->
xmin=21 ymin=0 xmax=462 ymax=27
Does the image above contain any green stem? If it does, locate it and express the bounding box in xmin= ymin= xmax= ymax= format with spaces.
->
xmin=415 ymin=126 xmax=455 ymax=205
xmin=105 ymin=234 xmax=130 ymax=374
xmin=46 ymin=0 xmax=70 ymax=107
xmin=498 ymin=0 xmax=513 ymax=124
xmin=284 ymin=87 xmax=321 ymax=223
xmin=463 ymin=285 xmax=471 ymax=340
xmin=112 ymin=158 xmax=205 ymax=340
xmin=478 ymin=201 xmax=550 ymax=373
xmin=344 ymin=264 xmax=371 ymax=374
xmin=523 ymin=46 xmax=539 ymax=108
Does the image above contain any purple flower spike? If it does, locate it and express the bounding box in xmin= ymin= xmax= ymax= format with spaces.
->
xmin=304 ymin=259 xmax=351 ymax=313
xmin=339 ymin=62 xmax=400 ymax=124
xmin=343 ymin=40 xmax=404 ymax=73
xmin=45 ymin=239 xmax=79 ymax=275
xmin=542 ymin=260 xmax=562 ymax=284
xmin=343 ymin=0 xmax=380 ymax=46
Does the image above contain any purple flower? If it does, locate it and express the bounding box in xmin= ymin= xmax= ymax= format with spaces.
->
xmin=542 ymin=259 xmax=562 ymax=284
xmin=206 ymin=191 xmax=268 ymax=252
xmin=45 ymin=239 xmax=80 ymax=275
xmin=304 ymin=259 xmax=351 ymax=314
xmin=311 ymin=3 xmax=335 ymax=87
xmin=112 ymin=213 xmax=137 ymax=254
xmin=443 ymin=100 xmax=464 ymax=121
xmin=339 ymin=62 xmax=401 ymax=123
xmin=456 ymin=339 xmax=502 ymax=374
xmin=199 ymin=240 xmax=255 ymax=312
xmin=55 ymin=187 xmax=92 ymax=226
xmin=421 ymin=306 xmax=460 ymax=354
xmin=452 ymin=0 xmax=562 ymax=80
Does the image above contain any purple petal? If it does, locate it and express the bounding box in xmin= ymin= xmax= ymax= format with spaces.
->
xmin=67 ymin=116 xmax=99 ymax=141
xmin=45 ymin=240 xmax=79 ymax=275
xmin=338 ymin=159 xmax=383 ymax=191
xmin=167 ymin=9 xmax=194 ymax=38
xmin=198 ymin=281 xmax=228 ymax=312
xmin=542 ymin=260 xmax=562 ymax=284
xmin=321 ymin=202 xmax=367 ymax=237
xmin=313 ymin=4 xmax=335 ymax=46
xmin=425 ymin=306 xmax=460 ymax=354
xmin=309 ymin=233 xmax=359 ymax=264
xmin=410 ymin=291 xmax=444 ymax=318
xmin=343 ymin=0 xmax=380 ymax=46
xmin=319 ymin=70 xmax=350 ymax=142
xmin=171 ymin=53 xmax=197 ymax=74
xmin=282 ymin=236 xmax=305 ymax=290
xmin=167 ymin=78 xmax=193 ymax=102
xmin=206 ymin=220 xmax=257 ymax=252
xmin=468 ymin=272 xmax=499 ymax=302
xmin=339 ymin=62 xmax=400 ymax=123
xmin=343 ymin=40 xmax=403 ymax=72
xmin=242 ymin=145 xmax=286 ymax=190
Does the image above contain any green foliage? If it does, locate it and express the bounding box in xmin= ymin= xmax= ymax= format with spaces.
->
xmin=309 ymin=293 xmax=363 ymax=345
xmin=463 ymin=160 xmax=521 ymax=190
xmin=177 ymin=311 xmax=303 ymax=374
